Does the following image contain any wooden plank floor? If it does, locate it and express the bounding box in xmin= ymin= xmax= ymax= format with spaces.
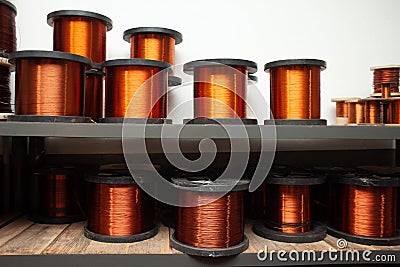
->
xmin=0 ymin=217 xmax=399 ymax=255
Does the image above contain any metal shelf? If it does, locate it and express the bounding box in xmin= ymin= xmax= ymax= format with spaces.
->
xmin=0 ymin=122 xmax=399 ymax=139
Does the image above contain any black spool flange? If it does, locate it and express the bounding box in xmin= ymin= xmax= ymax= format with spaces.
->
xmin=264 ymin=59 xmax=327 ymax=72
xmin=168 ymin=76 xmax=182 ymax=87
xmin=123 ymin=27 xmax=183 ymax=44
xmin=330 ymin=174 xmax=400 ymax=187
xmin=99 ymin=118 xmax=172 ymax=124
xmin=7 ymin=115 xmax=92 ymax=123
xmin=183 ymin=118 xmax=257 ymax=125
xmin=9 ymin=50 xmax=92 ymax=67
xmin=172 ymin=178 xmax=250 ymax=192
xmin=170 ymin=233 xmax=249 ymax=257
xmin=265 ymin=119 xmax=327 ymax=126
xmin=184 ymin=58 xmax=257 ymax=75
xmin=84 ymin=225 xmax=158 ymax=243
xmin=327 ymin=227 xmax=400 ymax=246
xmin=0 ymin=0 xmax=17 ymax=14
xmin=266 ymin=173 xmax=326 ymax=186
xmin=47 ymin=10 xmax=113 ymax=31
xmin=253 ymin=221 xmax=327 ymax=243
xmin=102 ymin=58 xmax=171 ymax=70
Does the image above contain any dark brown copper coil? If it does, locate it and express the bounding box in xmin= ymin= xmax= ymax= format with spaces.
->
xmin=382 ymin=100 xmax=394 ymax=124
xmin=104 ymin=59 xmax=169 ymax=118
xmin=372 ymin=68 xmax=400 ymax=93
xmin=347 ymin=100 xmax=365 ymax=124
xmin=84 ymin=70 xmax=104 ymax=119
xmin=32 ymin=169 xmax=83 ymax=220
xmin=0 ymin=64 xmax=11 ymax=113
xmin=391 ymin=99 xmax=400 ymax=124
xmin=266 ymin=60 xmax=326 ymax=120
xmin=332 ymin=184 xmax=397 ymax=238
xmin=365 ymin=99 xmax=381 ymax=124
xmin=0 ymin=1 xmax=17 ymax=54
xmin=48 ymin=11 xmax=112 ymax=63
xmin=9 ymin=51 xmax=91 ymax=116
xmin=265 ymin=185 xmax=311 ymax=233
xmin=193 ymin=65 xmax=248 ymax=118
xmin=87 ymin=181 xmax=154 ymax=236
xmin=176 ymin=191 xmax=244 ymax=248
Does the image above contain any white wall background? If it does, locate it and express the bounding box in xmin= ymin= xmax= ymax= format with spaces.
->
xmin=11 ymin=0 xmax=400 ymax=124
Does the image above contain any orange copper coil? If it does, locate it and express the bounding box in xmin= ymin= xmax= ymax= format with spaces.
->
xmin=265 ymin=59 xmax=326 ymax=120
xmin=48 ymin=10 xmax=113 ymax=63
xmin=85 ymin=69 xmax=104 ymax=120
xmin=123 ymin=27 xmax=182 ymax=66
xmin=85 ymin=175 xmax=156 ymax=242
xmin=184 ymin=59 xmax=257 ymax=119
xmin=30 ymin=168 xmax=84 ymax=224
xmin=332 ymin=182 xmax=397 ymax=238
xmin=364 ymin=98 xmax=382 ymax=124
xmin=371 ymin=65 xmax=400 ymax=93
xmin=346 ymin=98 xmax=366 ymax=124
xmin=391 ymin=98 xmax=400 ymax=124
xmin=0 ymin=0 xmax=17 ymax=54
xmin=9 ymin=51 xmax=92 ymax=116
xmin=103 ymin=59 xmax=170 ymax=118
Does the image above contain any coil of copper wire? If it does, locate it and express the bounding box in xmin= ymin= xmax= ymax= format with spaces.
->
xmin=364 ymin=98 xmax=382 ymax=124
xmin=84 ymin=174 xmax=157 ymax=243
xmin=30 ymin=168 xmax=85 ymax=224
xmin=0 ymin=0 xmax=17 ymax=54
xmin=0 ymin=55 xmax=12 ymax=115
xmin=264 ymin=59 xmax=327 ymax=125
xmin=389 ymin=98 xmax=400 ymax=124
xmin=183 ymin=58 xmax=257 ymax=125
xmin=9 ymin=50 xmax=92 ymax=117
xmin=252 ymin=172 xmax=326 ymax=243
xmin=170 ymin=178 xmax=249 ymax=257
xmin=346 ymin=98 xmax=366 ymax=125
xmin=102 ymin=58 xmax=170 ymax=122
xmin=47 ymin=10 xmax=113 ymax=63
xmin=329 ymin=172 xmax=400 ymax=245
xmin=85 ymin=68 xmax=104 ymax=120
xmin=331 ymin=97 xmax=360 ymax=125
xmin=371 ymin=65 xmax=400 ymax=94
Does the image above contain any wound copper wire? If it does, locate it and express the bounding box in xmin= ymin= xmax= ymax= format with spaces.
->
xmin=335 ymin=101 xmax=348 ymax=118
xmin=0 ymin=1 xmax=17 ymax=54
xmin=194 ymin=65 xmax=248 ymax=118
xmin=33 ymin=170 xmax=83 ymax=220
xmin=347 ymin=100 xmax=365 ymax=124
xmin=176 ymin=191 xmax=244 ymax=248
xmin=0 ymin=64 xmax=11 ymax=113
xmin=51 ymin=16 xmax=109 ymax=63
xmin=332 ymin=184 xmax=397 ymax=238
xmin=104 ymin=63 xmax=168 ymax=118
xmin=85 ymin=70 xmax=104 ymax=119
xmin=130 ymin=33 xmax=175 ymax=65
xmin=87 ymin=182 xmax=154 ymax=236
xmin=373 ymin=68 xmax=400 ymax=93
xmin=391 ymin=99 xmax=400 ymax=124
xmin=265 ymin=185 xmax=311 ymax=233
xmin=269 ymin=66 xmax=321 ymax=119
xmin=14 ymin=57 xmax=87 ymax=116
xmin=365 ymin=99 xmax=381 ymax=124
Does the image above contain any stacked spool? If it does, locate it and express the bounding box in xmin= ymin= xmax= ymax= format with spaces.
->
xmin=264 ymin=59 xmax=327 ymax=125
xmin=253 ymin=169 xmax=327 ymax=243
xmin=47 ymin=10 xmax=113 ymax=121
xmin=84 ymin=173 xmax=157 ymax=243
xmin=0 ymin=0 xmax=17 ymax=119
xmin=123 ymin=27 xmax=183 ymax=87
xmin=329 ymin=171 xmax=400 ymax=245
xmin=29 ymin=167 xmax=85 ymax=224
xmin=183 ymin=59 xmax=258 ymax=125
xmin=170 ymin=178 xmax=249 ymax=257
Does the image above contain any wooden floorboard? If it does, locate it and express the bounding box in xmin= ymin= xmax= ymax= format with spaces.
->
xmin=0 ymin=218 xmax=399 ymax=255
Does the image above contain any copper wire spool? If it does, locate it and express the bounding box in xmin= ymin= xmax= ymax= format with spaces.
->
xmin=0 ymin=60 xmax=12 ymax=113
xmin=48 ymin=10 xmax=113 ymax=63
xmin=265 ymin=59 xmax=326 ymax=121
xmin=30 ymin=168 xmax=84 ymax=224
xmin=331 ymin=97 xmax=360 ymax=125
xmin=85 ymin=69 xmax=104 ymax=120
xmin=9 ymin=51 xmax=92 ymax=116
xmin=331 ymin=177 xmax=398 ymax=239
xmin=365 ymin=98 xmax=381 ymax=124
xmin=184 ymin=59 xmax=257 ymax=119
xmin=123 ymin=27 xmax=182 ymax=66
xmin=371 ymin=66 xmax=400 ymax=93
xmin=104 ymin=59 xmax=170 ymax=118
xmin=265 ymin=184 xmax=311 ymax=233
xmin=85 ymin=175 xmax=156 ymax=242
xmin=347 ymin=99 xmax=365 ymax=124
xmin=0 ymin=0 xmax=17 ymax=54
xmin=390 ymin=98 xmax=400 ymax=124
